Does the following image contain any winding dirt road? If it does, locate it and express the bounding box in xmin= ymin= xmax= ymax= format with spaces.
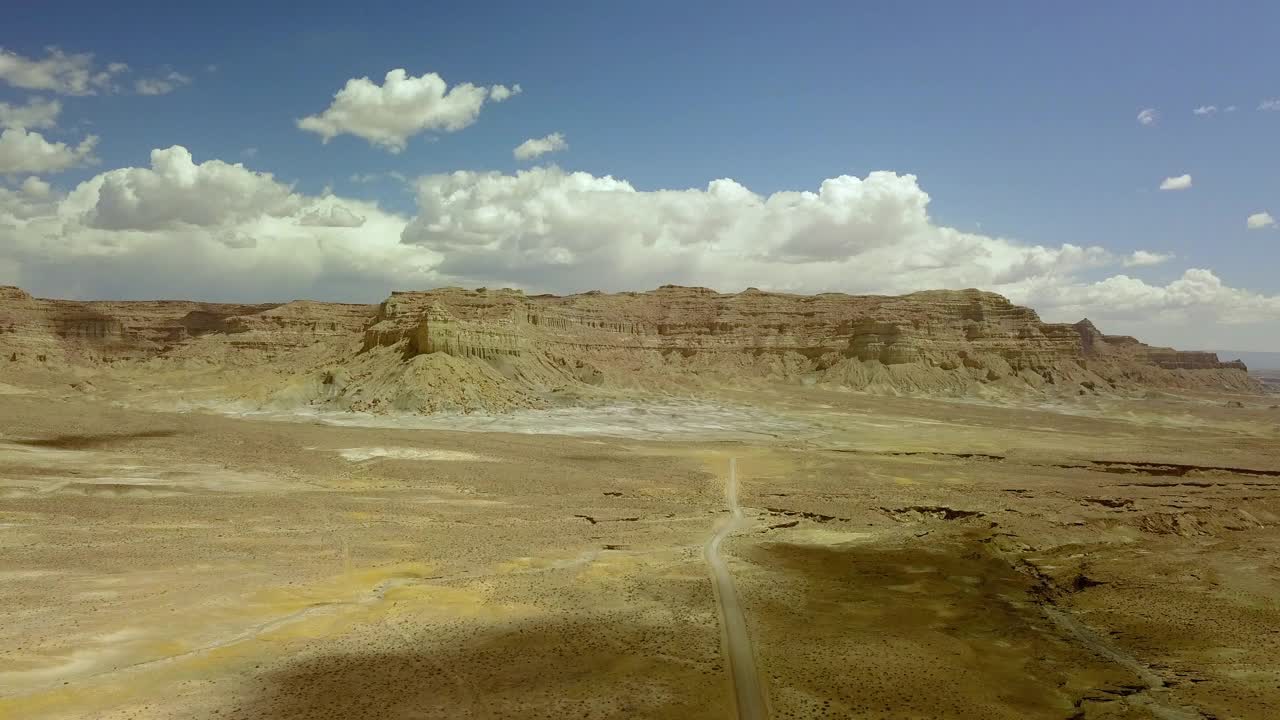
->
xmin=704 ymin=457 xmax=769 ymax=720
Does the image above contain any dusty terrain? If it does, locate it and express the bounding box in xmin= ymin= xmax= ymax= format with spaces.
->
xmin=1 ymin=287 xmax=1278 ymax=719
xmin=1 ymin=373 xmax=1277 ymax=719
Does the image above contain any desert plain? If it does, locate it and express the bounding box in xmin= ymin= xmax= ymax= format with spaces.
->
xmin=1 ymin=285 xmax=1279 ymax=719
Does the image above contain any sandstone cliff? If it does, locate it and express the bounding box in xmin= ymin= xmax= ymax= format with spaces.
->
xmin=0 ymin=286 xmax=376 ymax=364
xmin=0 ymin=285 xmax=1256 ymax=412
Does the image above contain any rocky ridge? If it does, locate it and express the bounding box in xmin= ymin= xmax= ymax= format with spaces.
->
xmin=0 ymin=285 xmax=1256 ymax=412
xmin=0 ymin=286 xmax=376 ymax=363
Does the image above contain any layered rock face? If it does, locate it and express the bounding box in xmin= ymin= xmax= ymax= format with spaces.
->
xmin=1072 ymin=319 xmax=1248 ymax=371
xmin=0 ymin=284 xmax=1255 ymax=411
xmin=0 ymin=286 xmax=377 ymax=363
xmin=361 ymin=285 xmax=1244 ymax=372
xmin=363 ymin=286 xmax=1066 ymax=360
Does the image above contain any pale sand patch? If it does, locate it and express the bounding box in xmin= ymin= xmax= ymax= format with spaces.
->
xmin=0 ymin=442 xmax=287 ymax=493
xmin=0 ymin=569 xmax=63 ymax=580
xmin=336 ymin=447 xmax=496 ymax=463
xmin=216 ymin=400 xmax=815 ymax=440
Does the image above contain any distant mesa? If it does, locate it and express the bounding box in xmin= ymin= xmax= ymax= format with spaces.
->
xmin=0 ymin=284 xmax=1258 ymax=413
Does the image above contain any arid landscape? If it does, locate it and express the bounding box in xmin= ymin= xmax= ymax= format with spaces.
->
xmin=2 ymin=285 xmax=1278 ymax=719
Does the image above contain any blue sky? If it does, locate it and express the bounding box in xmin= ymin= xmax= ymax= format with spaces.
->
xmin=1 ymin=2 xmax=1278 ymax=349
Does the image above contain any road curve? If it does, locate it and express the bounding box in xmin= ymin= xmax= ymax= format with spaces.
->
xmin=704 ymin=457 xmax=769 ymax=720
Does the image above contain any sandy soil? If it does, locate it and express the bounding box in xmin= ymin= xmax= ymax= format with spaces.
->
xmin=1 ymin=374 xmax=1278 ymax=719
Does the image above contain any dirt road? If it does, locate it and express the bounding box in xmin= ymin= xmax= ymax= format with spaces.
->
xmin=704 ymin=457 xmax=769 ymax=720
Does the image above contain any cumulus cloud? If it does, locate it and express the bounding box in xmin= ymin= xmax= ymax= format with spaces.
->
xmin=349 ymin=171 xmax=407 ymax=185
xmin=1247 ymin=212 xmax=1275 ymax=230
xmin=0 ymin=128 xmax=97 ymax=174
xmin=3 ymin=155 xmax=1277 ymax=348
xmin=0 ymin=145 xmax=436 ymax=303
xmin=0 ymin=97 xmax=61 ymax=130
xmin=0 ymin=175 xmax=61 ymax=220
xmin=20 ymin=176 xmax=51 ymax=197
xmin=489 ymin=84 xmax=521 ymax=102
xmin=1159 ymin=174 xmax=1192 ymax=191
xmin=395 ymin=166 xmax=1280 ymax=346
xmin=1010 ymin=269 xmax=1280 ymax=328
xmin=135 ymin=71 xmax=192 ymax=96
xmin=403 ymin=167 xmax=1128 ymax=292
xmin=1192 ymin=105 xmax=1216 ymax=116
xmin=1136 ymin=108 xmax=1159 ymax=126
xmin=1123 ymin=250 xmax=1173 ymax=267
xmin=0 ymin=47 xmax=127 ymax=95
xmin=299 ymin=204 xmax=366 ymax=227
xmin=297 ymin=69 xmax=518 ymax=152
xmin=216 ymin=230 xmax=257 ymax=249
xmin=1259 ymin=99 xmax=1280 ymax=112
xmin=513 ymin=132 xmax=567 ymax=160
xmin=82 ymin=146 xmax=302 ymax=230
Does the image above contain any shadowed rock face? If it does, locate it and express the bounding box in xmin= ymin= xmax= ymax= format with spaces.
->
xmin=0 ymin=284 xmax=1256 ymax=409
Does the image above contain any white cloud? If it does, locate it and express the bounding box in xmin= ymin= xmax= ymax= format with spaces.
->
xmin=0 ymin=145 xmax=433 ymax=303
xmin=299 ymin=204 xmax=366 ymax=228
xmin=82 ymin=146 xmax=301 ymax=230
xmin=0 ymin=177 xmax=62 ymax=220
xmin=0 ymin=47 xmax=127 ymax=95
xmin=1123 ymin=250 xmax=1173 ymax=267
xmin=297 ymin=69 xmax=517 ymax=153
xmin=20 ymin=176 xmax=52 ymax=198
xmin=135 ymin=71 xmax=192 ymax=96
xmin=1192 ymin=105 xmax=1216 ymax=116
xmin=1136 ymin=108 xmax=1159 ymax=126
xmin=349 ymin=171 xmax=408 ymax=185
xmin=513 ymin=132 xmax=568 ymax=161
xmin=3 ymin=156 xmax=1277 ymax=348
xmin=489 ymin=83 xmax=522 ymax=102
xmin=1159 ymin=174 xmax=1192 ymax=191
xmin=396 ymin=166 xmax=1280 ymax=347
xmin=1009 ymin=269 xmax=1280 ymax=328
xmin=216 ymin=230 xmax=257 ymax=249
xmin=0 ymin=97 xmax=61 ymax=130
xmin=1224 ymin=105 xmax=1238 ymax=112
xmin=1259 ymin=99 xmax=1280 ymax=112
xmin=402 ymin=167 xmax=1124 ymax=292
xmin=1247 ymin=212 xmax=1275 ymax=230
xmin=0 ymin=128 xmax=97 ymax=174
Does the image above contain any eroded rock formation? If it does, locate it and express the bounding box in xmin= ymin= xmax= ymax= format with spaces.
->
xmin=0 ymin=286 xmax=376 ymax=363
xmin=0 ymin=284 xmax=1256 ymax=412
